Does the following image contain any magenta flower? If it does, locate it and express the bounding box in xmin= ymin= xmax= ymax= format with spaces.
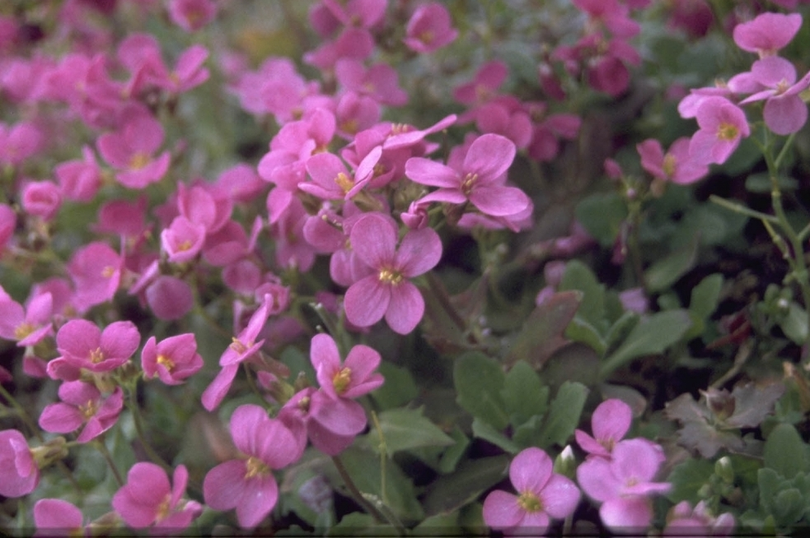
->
xmin=335 ymin=59 xmax=408 ymax=106
xmin=160 ymin=216 xmax=207 ymax=263
xmin=453 ymin=60 xmax=508 ymax=106
xmin=405 ymin=133 xmax=531 ymax=219
xmin=664 ymin=500 xmax=735 ymax=536
xmin=732 ymin=12 xmax=802 ymax=57
xmin=0 ymin=291 xmax=53 ymax=347
xmin=34 ymin=499 xmax=85 ymax=537
xmin=141 ymin=333 xmax=203 ymax=385
xmin=112 ymin=462 xmax=202 ymax=532
xmin=47 ymin=319 xmax=140 ymax=381
xmin=38 ymin=382 xmax=124 ymax=443
xmin=737 ymin=56 xmax=810 ymax=135
xmin=482 ymin=447 xmax=581 ymax=536
xmin=145 ymin=275 xmax=194 ymax=321
xmin=0 ymin=429 xmax=38 ymax=497
xmin=301 ymin=146 xmax=382 ymax=200
xmin=637 ymin=137 xmax=708 ymax=184
xmin=96 ymin=109 xmax=171 ymax=189
xmin=343 ymin=212 xmax=442 ymax=334
xmin=21 ymin=181 xmax=62 ymax=222
xmin=203 ymin=404 xmax=302 ymax=528
xmin=0 ymin=202 xmax=15 ymax=252
xmin=688 ymin=97 xmax=750 ymax=165
xmin=310 ymin=334 xmax=384 ymax=400
xmin=168 ymin=0 xmax=217 ymax=32
xmin=67 ymin=241 xmax=123 ymax=312
xmin=577 ymin=439 xmax=671 ymax=532
xmin=574 ymin=398 xmax=633 ymax=459
xmin=403 ymin=3 xmax=458 ymax=53
xmin=55 ymin=146 xmax=102 ymax=202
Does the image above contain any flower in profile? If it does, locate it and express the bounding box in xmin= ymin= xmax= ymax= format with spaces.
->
xmin=732 ymin=12 xmax=802 ymax=57
xmin=38 ymin=381 xmax=124 ymax=443
xmin=141 ymin=333 xmax=203 ymax=385
xmin=343 ymin=212 xmax=442 ymax=334
xmin=483 ymin=447 xmax=581 ymax=536
xmin=637 ymin=137 xmax=709 ymax=185
xmin=203 ymin=404 xmax=302 ymax=528
xmin=577 ymin=439 xmax=671 ymax=532
xmin=112 ymin=462 xmax=202 ymax=532
xmin=0 ymin=429 xmax=38 ymax=497
xmin=403 ymin=3 xmax=458 ymax=54
xmin=688 ymin=97 xmax=750 ymax=165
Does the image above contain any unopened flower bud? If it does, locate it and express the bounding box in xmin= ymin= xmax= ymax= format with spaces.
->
xmin=30 ymin=436 xmax=68 ymax=468
xmin=715 ymin=456 xmax=734 ymax=484
xmin=554 ymin=445 xmax=577 ymax=478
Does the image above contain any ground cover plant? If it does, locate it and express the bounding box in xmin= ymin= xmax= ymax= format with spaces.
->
xmin=2 ymin=0 xmax=810 ymax=535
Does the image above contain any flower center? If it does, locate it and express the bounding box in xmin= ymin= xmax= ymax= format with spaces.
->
xmin=716 ymin=122 xmax=739 ymax=141
xmin=297 ymin=396 xmax=311 ymax=412
xmin=90 ymin=347 xmax=105 ymax=364
xmin=517 ymin=491 xmax=543 ymax=513
xmin=662 ymin=154 xmax=677 ymax=178
xmin=333 ymin=367 xmax=352 ymax=395
xmin=419 ymin=30 xmax=434 ymax=44
xmin=101 ymin=265 xmax=116 ymax=278
xmin=155 ymin=495 xmax=172 ymax=522
xmin=461 ymin=172 xmax=477 ymax=195
xmin=775 ymin=79 xmax=790 ymax=95
xmin=129 ymin=152 xmax=150 ymax=170
xmin=79 ymin=399 xmax=98 ymax=419
xmin=230 ymin=337 xmax=251 ymax=354
xmin=177 ymin=239 xmax=193 ymax=252
xmin=244 ymin=455 xmax=270 ymax=479
xmin=334 ymin=172 xmax=354 ymax=194
xmin=157 ymin=354 xmax=175 ymax=372
xmin=14 ymin=322 xmax=35 ymax=341
xmin=379 ymin=268 xmax=403 ymax=285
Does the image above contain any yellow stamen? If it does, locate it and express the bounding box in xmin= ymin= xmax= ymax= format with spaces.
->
xmin=517 ymin=491 xmax=543 ymax=513
xmin=662 ymin=154 xmax=677 ymax=178
xmin=89 ymin=347 xmax=105 ymax=364
xmin=461 ymin=172 xmax=478 ymax=194
xmin=334 ymin=172 xmax=354 ymax=194
xmin=333 ymin=367 xmax=352 ymax=395
xmin=717 ymin=122 xmax=739 ymax=141
xmin=79 ymin=399 xmax=98 ymax=419
xmin=129 ymin=152 xmax=150 ymax=170
xmin=244 ymin=456 xmax=270 ymax=479
xmin=379 ymin=268 xmax=403 ymax=285
xmin=14 ymin=322 xmax=35 ymax=341
xmin=157 ymin=354 xmax=175 ymax=372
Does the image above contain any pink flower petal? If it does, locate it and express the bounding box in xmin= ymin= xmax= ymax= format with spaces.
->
xmin=344 ymin=275 xmax=390 ymax=328
xmin=385 ymin=280 xmax=424 ymax=335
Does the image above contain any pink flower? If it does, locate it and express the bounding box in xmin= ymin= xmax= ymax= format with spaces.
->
xmin=0 ymin=292 xmax=53 ymax=346
xmin=160 ymin=216 xmax=207 ymax=263
xmin=38 ymin=382 xmax=124 ymax=443
xmin=343 ymin=212 xmax=442 ymax=334
xmin=453 ymin=60 xmax=508 ymax=106
xmin=403 ymin=3 xmax=458 ymax=53
xmin=637 ymin=137 xmax=708 ymax=184
xmin=732 ymin=12 xmax=802 ymax=57
xmin=405 ymin=133 xmax=531 ymax=219
xmin=67 ymin=241 xmax=123 ymax=312
xmin=34 ymin=499 xmax=85 ymax=536
xmin=482 ymin=447 xmax=581 ymax=536
xmin=574 ymin=398 xmax=633 ymax=459
xmin=21 ymin=181 xmax=62 ymax=222
xmin=0 ymin=429 xmax=38 ymax=497
xmin=96 ymin=109 xmax=171 ymax=189
xmin=55 ymin=146 xmax=102 ymax=202
xmin=577 ymin=439 xmax=671 ymax=532
xmin=301 ymin=146 xmax=382 ymax=200
xmin=335 ymin=59 xmax=408 ymax=106
xmin=688 ymin=97 xmax=750 ymax=165
xmin=737 ymin=56 xmax=810 ymax=135
xmin=112 ymin=462 xmax=202 ymax=532
xmin=664 ymin=501 xmax=735 ymax=536
xmin=141 ymin=333 xmax=203 ymax=385
xmin=203 ymin=404 xmax=302 ymax=528
xmin=168 ymin=0 xmax=216 ymax=32
xmin=310 ymin=333 xmax=383 ymax=400
xmin=145 ymin=276 xmax=194 ymax=321
xmin=47 ymin=319 xmax=140 ymax=380
xmin=0 ymin=203 xmax=16 ymax=252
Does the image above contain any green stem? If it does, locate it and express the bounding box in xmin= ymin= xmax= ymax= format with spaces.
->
xmin=127 ymin=389 xmax=173 ymax=474
xmin=331 ymin=454 xmax=388 ymax=525
xmin=94 ymin=436 xmax=125 ymax=487
xmin=0 ymin=383 xmax=42 ymax=440
xmin=709 ymin=195 xmax=779 ymax=223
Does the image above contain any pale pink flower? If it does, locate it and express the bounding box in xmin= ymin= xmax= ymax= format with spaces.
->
xmin=141 ymin=333 xmax=203 ymax=385
xmin=733 ymin=12 xmax=802 ymax=57
xmin=637 ymin=137 xmax=708 ymax=184
xmin=577 ymin=439 xmax=671 ymax=532
xmin=301 ymin=146 xmax=382 ymax=200
xmin=0 ymin=292 xmax=53 ymax=347
xmin=737 ymin=56 xmax=810 ymax=135
xmin=38 ymin=382 xmax=124 ymax=443
xmin=453 ymin=60 xmax=508 ymax=106
xmin=168 ymin=0 xmax=216 ymax=32
xmin=96 ymin=109 xmax=171 ymax=189
xmin=343 ymin=212 xmax=442 ymax=334
xmin=310 ymin=333 xmax=383 ymax=400
xmin=0 ymin=429 xmax=38 ymax=497
xmin=335 ymin=59 xmax=408 ymax=106
xmin=55 ymin=146 xmax=102 ymax=202
xmin=160 ymin=216 xmax=206 ymax=263
xmin=47 ymin=319 xmax=140 ymax=380
xmin=67 ymin=241 xmax=123 ymax=312
xmin=21 ymin=181 xmax=62 ymax=222
xmin=403 ymin=3 xmax=458 ymax=53
xmin=203 ymin=404 xmax=302 ymax=528
xmin=113 ymin=462 xmax=202 ymax=532
xmin=483 ymin=447 xmax=581 ymax=536
xmin=575 ymin=398 xmax=633 ymax=459
xmin=688 ymin=97 xmax=750 ymax=165
xmin=664 ymin=500 xmax=735 ymax=536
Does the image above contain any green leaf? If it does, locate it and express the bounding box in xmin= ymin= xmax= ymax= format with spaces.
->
xmin=603 ymin=310 xmax=640 ymax=356
xmin=644 ymin=236 xmax=699 ymax=293
xmin=689 ymin=273 xmax=723 ymax=319
xmin=502 ymin=360 xmax=549 ymax=427
xmin=537 ymin=381 xmax=589 ymax=448
xmin=471 ymin=418 xmax=520 ymax=454
xmin=559 ymin=260 xmax=606 ymax=329
xmin=666 ymin=458 xmax=714 ymax=504
xmin=511 ymin=415 xmax=544 ymax=449
xmin=438 ymin=427 xmax=470 ymax=474
xmin=575 ymin=192 xmax=628 ymax=247
xmin=779 ymin=302 xmax=808 ymax=346
xmin=368 ymin=407 xmax=455 ymax=456
xmin=764 ymin=423 xmax=808 ymax=477
xmin=454 ymin=351 xmax=509 ymax=430
xmin=369 ymin=362 xmax=419 ymax=410
xmin=773 ymin=488 xmax=805 ymax=526
xmin=600 ymin=309 xmax=692 ymax=378
xmin=565 ymin=316 xmax=607 ymax=356
xmin=423 ymin=455 xmax=510 ymax=517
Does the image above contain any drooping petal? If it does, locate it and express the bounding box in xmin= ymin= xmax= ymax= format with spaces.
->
xmin=385 ymin=280 xmax=424 ymax=335
xmin=344 ymin=275 xmax=390 ymax=328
